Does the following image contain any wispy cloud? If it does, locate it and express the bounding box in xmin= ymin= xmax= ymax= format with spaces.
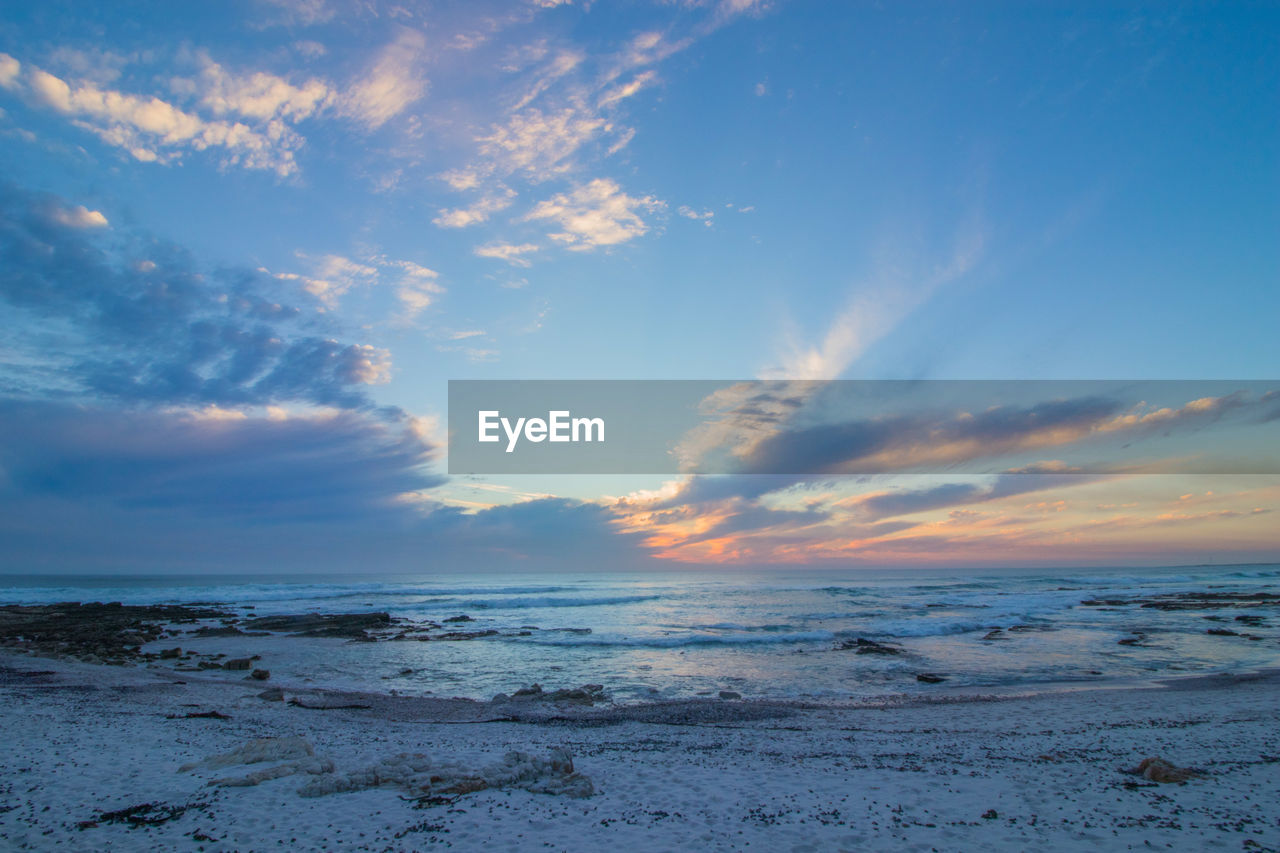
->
xmin=339 ymin=28 xmax=429 ymax=130
xmin=524 ymin=178 xmax=664 ymax=250
xmin=474 ymin=241 xmax=540 ymax=266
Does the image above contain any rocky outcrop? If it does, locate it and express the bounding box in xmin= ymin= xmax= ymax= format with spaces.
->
xmin=0 ymin=602 xmax=230 ymax=664
xmin=835 ymin=637 xmax=903 ymax=655
xmin=240 ymin=612 xmax=394 ymax=640
xmin=491 ymin=683 xmax=609 ymax=706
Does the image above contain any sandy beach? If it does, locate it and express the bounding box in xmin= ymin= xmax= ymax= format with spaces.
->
xmin=2 ymin=648 xmax=1277 ymax=852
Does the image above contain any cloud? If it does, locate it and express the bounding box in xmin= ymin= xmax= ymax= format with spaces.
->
xmin=523 ymin=178 xmax=664 ymax=250
xmin=0 ymin=400 xmax=441 ymax=520
xmin=477 ymin=106 xmax=608 ymax=181
xmin=266 ymin=253 xmax=443 ymax=319
xmin=47 ymin=203 xmax=109 ymax=228
xmin=432 ymin=189 xmax=516 ymax=228
xmin=763 ymin=221 xmax=985 ymax=379
xmin=848 ymin=475 xmax=1100 ymax=522
xmin=6 ymin=55 xmax=306 ymax=176
xmin=254 ymin=0 xmax=336 ymax=27
xmin=0 ymin=400 xmax=653 ymax=573
xmin=474 ymin=241 xmax=540 ymax=266
xmin=0 ymin=53 xmax=19 ymax=89
xmin=340 ymin=28 xmax=429 ymax=129
xmin=678 ymin=205 xmax=714 ymax=226
xmin=0 ymin=182 xmax=390 ymax=409
xmin=177 ymin=53 xmax=335 ymax=122
xmin=386 ymin=259 xmax=444 ymax=319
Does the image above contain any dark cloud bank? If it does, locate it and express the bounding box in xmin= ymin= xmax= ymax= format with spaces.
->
xmin=0 ymin=183 xmax=647 ymax=573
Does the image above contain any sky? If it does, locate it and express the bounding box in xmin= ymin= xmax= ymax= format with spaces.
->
xmin=0 ymin=0 xmax=1277 ymax=574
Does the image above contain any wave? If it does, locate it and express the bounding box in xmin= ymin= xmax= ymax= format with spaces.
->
xmin=413 ymin=594 xmax=662 ymax=611
xmin=517 ymin=630 xmax=836 ymax=648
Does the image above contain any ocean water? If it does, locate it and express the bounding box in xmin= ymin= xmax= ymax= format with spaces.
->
xmin=3 ymin=565 xmax=1278 ymax=703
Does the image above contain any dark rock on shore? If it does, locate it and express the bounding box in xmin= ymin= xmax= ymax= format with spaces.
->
xmin=190 ymin=625 xmax=269 ymax=638
xmin=436 ymin=629 xmax=500 ymax=641
xmin=443 ymin=614 xmax=474 ymax=623
xmin=1083 ymin=591 xmax=1280 ymax=611
xmin=493 ymin=683 xmax=609 ymax=706
xmin=835 ymin=637 xmax=902 ymax=655
xmin=240 ymin=612 xmax=394 ymax=640
xmin=0 ymin=602 xmax=231 ymax=664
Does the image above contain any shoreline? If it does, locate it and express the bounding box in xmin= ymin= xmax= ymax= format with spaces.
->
xmin=3 ymin=648 xmax=1279 ymax=851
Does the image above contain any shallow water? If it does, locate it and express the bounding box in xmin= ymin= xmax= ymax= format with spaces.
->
xmin=3 ymin=564 xmax=1278 ymax=702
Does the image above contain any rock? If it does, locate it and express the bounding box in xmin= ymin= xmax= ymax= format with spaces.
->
xmin=158 ymin=647 xmax=182 ymax=659
xmin=916 ymin=673 xmax=946 ymax=683
xmin=0 ymin=602 xmax=231 ymax=663
xmin=250 ymin=669 xmax=270 ymax=680
xmin=1125 ymin=756 xmax=1200 ymax=783
xmin=239 ymin=612 xmax=394 ymax=640
xmin=981 ymin=809 xmax=998 ymax=820
xmin=436 ymin=629 xmax=499 ymax=641
xmin=835 ymin=637 xmax=902 ymax=655
xmin=1206 ymin=628 xmax=1238 ymax=636
xmin=546 ymin=685 xmax=607 ymax=705
xmin=222 ymin=658 xmax=253 ymax=671
xmin=495 ymin=684 xmax=608 ymax=706
xmin=1084 ymin=591 xmax=1280 ymax=611
xmin=443 ymin=614 xmax=474 ymax=623
xmin=190 ymin=625 xmax=265 ymax=638
xmin=296 ymin=747 xmax=593 ymax=800
xmin=718 ymin=690 xmax=742 ymax=700
xmin=180 ymin=736 xmax=315 ymax=772
xmin=257 ymin=688 xmax=285 ymax=701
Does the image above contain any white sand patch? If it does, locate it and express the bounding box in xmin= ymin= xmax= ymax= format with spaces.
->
xmin=1 ymin=652 xmax=1278 ymax=851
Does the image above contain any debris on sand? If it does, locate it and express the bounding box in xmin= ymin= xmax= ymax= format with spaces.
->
xmin=181 ymin=736 xmax=316 ymax=771
xmin=297 ymin=747 xmax=594 ymax=800
xmin=179 ymin=737 xmax=593 ymax=801
xmin=1124 ymin=756 xmax=1202 ymax=783
xmin=86 ymin=800 xmax=210 ymax=829
xmin=288 ymin=697 xmax=373 ymax=710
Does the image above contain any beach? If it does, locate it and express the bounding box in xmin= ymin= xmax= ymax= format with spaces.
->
xmin=2 ymin=569 xmax=1278 ymax=851
xmin=2 ymin=649 xmax=1278 ymax=851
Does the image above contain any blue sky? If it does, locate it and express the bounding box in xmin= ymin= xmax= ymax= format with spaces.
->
xmin=0 ymin=0 xmax=1277 ymax=572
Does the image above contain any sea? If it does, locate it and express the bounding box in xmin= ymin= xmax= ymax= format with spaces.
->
xmin=3 ymin=564 xmax=1278 ymax=703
